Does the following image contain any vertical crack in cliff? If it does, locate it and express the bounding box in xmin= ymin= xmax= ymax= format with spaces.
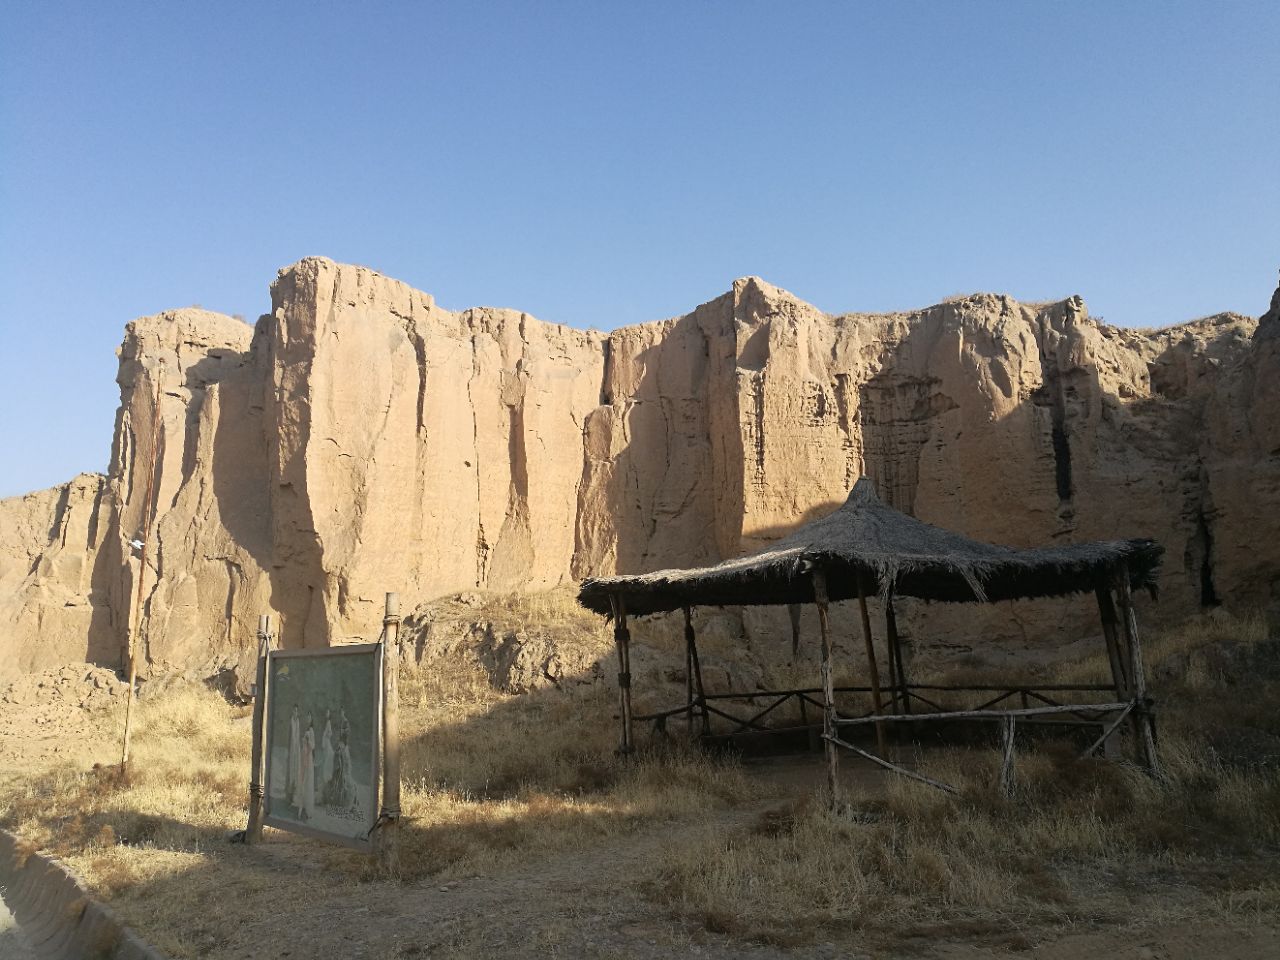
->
xmin=47 ymin=483 xmax=72 ymax=546
xmin=121 ymin=414 xmax=136 ymax=508
xmin=1033 ymin=316 xmax=1075 ymax=506
xmin=408 ymin=310 xmax=429 ymax=587
xmin=180 ymin=379 xmax=203 ymax=491
xmin=1048 ymin=415 xmax=1073 ymax=503
xmin=507 ymin=397 xmax=530 ymax=510
xmin=751 ymin=371 xmax=767 ymax=487
xmin=491 ymin=372 xmax=535 ymax=585
xmin=598 ymin=337 xmax=613 ymax=406
xmin=412 ymin=329 xmax=428 ymax=437
xmin=85 ymin=478 xmax=104 ymax=561
xmin=1194 ymin=507 xmax=1219 ymax=607
xmin=832 ymin=373 xmax=857 ymax=490
xmin=466 ymin=333 xmax=489 ymax=586
xmin=222 ymin=557 xmax=241 ymax=646
xmin=1187 ymin=465 xmax=1220 ymax=608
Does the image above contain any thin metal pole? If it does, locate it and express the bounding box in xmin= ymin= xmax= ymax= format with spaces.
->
xmin=378 ymin=592 xmax=401 ymax=871
xmin=121 ymin=367 xmax=164 ymax=773
xmin=245 ymin=615 xmax=271 ymax=843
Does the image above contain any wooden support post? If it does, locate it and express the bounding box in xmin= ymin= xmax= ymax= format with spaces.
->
xmin=856 ymin=575 xmax=888 ymax=756
xmin=1095 ymin=584 xmax=1130 ymax=697
xmin=612 ymin=595 xmax=635 ymax=754
xmin=813 ymin=568 xmax=839 ymax=804
xmin=999 ymin=715 xmax=1016 ymax=797
xmin=884 ymin=614 xmax=901 ymax=712
xmin=1114 ymin=565 xmax=1163 ymax=779
xmin=1096 ymin=583 xmax=1132 ymax=759
xmin=683 ymin=607 xmax=695 ymax=736
xmin=885 ymin=591 xmax=911 ymax=716
xmin=685 ymin=605 xmax=711 ymax=737
xmin=245 ymin=614 xmax=271 ymax=844
xmin=377 ymin=592 xmax=402 ymax=872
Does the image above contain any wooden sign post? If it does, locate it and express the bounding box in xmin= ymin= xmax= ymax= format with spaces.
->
xmin=245 ymin=614 xmax=272 ymax=844
xmin=376 ymin=592 xmax=402 ymax=872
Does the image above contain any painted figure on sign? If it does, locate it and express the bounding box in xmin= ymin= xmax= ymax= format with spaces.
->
xmin=286 ymin=703 xmax=301 ymax=801
xmin=294 ymin=712 xmax=316 ymax=820
xmin=324 ymin=722 xmax=356 ymax=810
xmin=320 ymin=709 xmax=334 ymax=787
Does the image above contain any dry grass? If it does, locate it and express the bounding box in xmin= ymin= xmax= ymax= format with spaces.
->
xmin=0 ymin=687 xmax=250 ymax=897
xmin=0 ymin=599 xmax=755 ymax=955
xmin=648 ymin=611 xmax=1280 ymax=946
xmin=392 ymin=654 xmax=755 ymax=881
xmin=2 ymin=602 xmax=1277 ymax=957
xmin=411 ymin=586 xmax=606 ymax=642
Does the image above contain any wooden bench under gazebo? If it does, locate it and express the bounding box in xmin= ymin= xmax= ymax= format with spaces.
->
xmin=577 ymin=478 xmax=1164 ymax=795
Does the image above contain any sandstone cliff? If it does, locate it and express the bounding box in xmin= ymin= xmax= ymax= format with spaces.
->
xmin=2 ymin=259 xmax=1277 ymax=682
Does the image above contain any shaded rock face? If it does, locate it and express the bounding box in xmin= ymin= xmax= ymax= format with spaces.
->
xmin=2 ymin=259 xmax=1278 ymax=680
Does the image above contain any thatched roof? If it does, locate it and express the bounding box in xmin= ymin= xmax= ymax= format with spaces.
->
xmin=577 ymin=478 xmax=1162 ymax=616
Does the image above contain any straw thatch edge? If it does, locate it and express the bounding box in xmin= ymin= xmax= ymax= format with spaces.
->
xmin=577 ymin=477 xmax=1163 ymax=618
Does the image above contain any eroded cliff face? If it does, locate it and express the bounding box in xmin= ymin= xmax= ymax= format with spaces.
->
xmin=2 ymin=259 xmax=1277 ymax=680
xmin=264 ymin=260 xmax=605 ymax=647
xmin=0 ymin=474 xmax=112 ymax=678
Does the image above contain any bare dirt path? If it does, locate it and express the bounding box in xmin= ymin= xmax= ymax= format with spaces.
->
xmin=0 ymin=896 xmax=38 ymax=960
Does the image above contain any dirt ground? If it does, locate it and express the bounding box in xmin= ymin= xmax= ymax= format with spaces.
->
xmin=1 ymin=664 xmax=1278 ymax=959
xmin=0 ymin=897 xmax=37 ymax=960
xmin=101 ymin=763 xmax=1280 ymax=960
xmin=211 ymin=797 xmax=1279 ymax=960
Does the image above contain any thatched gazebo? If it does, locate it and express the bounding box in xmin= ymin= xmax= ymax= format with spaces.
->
xmin=578 ymin=478 xmax=1164 ymax=795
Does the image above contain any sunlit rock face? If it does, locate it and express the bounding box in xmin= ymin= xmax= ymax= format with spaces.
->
xmin=2 ymin=259 xmax=1277 ymax=679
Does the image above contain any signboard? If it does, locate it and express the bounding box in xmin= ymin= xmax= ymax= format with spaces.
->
xmin=262 ymin=644 xmax=383 ymax=850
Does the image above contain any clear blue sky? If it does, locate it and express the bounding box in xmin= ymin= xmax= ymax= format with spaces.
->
xmin=2 ymin=1 xmax=1277 ymax=498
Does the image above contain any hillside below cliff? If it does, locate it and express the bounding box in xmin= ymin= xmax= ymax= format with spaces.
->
xmin=2 ymin=259 xmax=1278 ymax=682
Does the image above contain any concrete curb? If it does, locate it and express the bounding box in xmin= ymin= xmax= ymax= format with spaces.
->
xmin=0 ymin=828 xmax=168 ymax=960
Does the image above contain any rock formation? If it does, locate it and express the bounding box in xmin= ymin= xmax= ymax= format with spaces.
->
xmin=2 ymin=258 xmax=1277 ymax=682
xmin=0 ymin=474 xmax=111 ymax=675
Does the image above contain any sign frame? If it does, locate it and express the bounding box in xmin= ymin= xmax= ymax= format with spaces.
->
xmin=261 ymin=642 xmax=384 ymax=851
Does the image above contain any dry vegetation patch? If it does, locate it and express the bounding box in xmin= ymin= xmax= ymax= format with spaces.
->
xmin=649 ymin=613 xmax=1280 ymax=948
xmin=0 ymin=603 xmax=757 ymax=956
xmin=1 ymin=602 xmax=1278 ymax=957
